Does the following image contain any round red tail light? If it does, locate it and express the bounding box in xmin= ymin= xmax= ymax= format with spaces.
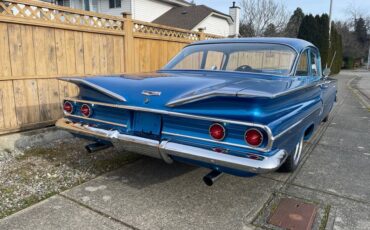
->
xmin=245 ymin=129 xmax=263 ymax=147
xmin=80 ymin=104 xmax=92 ymax=117
xmin=209 ymin=123 xmax=226 ymax=140
xmin=63 ymin=101 xmax=73 ymax=114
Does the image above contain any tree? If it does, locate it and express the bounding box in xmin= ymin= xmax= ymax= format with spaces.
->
xmin=336 ymin=21 xmax=363 ymax=68
xmin=263 ymin=23 xmax=277 ymax=37
xmin=328 ymin=23 xmax=343 ymax=74
xmin=239 ymin=22 xmax=255 ymax=37
xmin=315 ymin=14 xmax=330 ymax=67
xmin=239 ymin=0 xmax=288 ymax=36
xmin=355 ymin=17 xmax=368 ymax=44
xmin=298 ymin=14 xmax=319 ymax=45
xmin=284 ymin=8 xmax=305 ymax=37
xmin=298 ymin=14 xmax=331 ymax=67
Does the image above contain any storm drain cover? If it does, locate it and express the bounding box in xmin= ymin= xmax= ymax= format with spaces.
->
xmin=268 ymin=198 xmax=317 ymax=230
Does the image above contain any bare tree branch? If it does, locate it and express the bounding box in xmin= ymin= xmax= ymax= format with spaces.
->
xmin=239 ymin=0 xmax=289 ymax=36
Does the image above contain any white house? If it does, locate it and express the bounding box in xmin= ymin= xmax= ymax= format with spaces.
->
xmin=41 ymin=0 xmax=240 ymax=37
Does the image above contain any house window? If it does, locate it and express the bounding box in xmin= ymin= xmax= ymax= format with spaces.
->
xmin=84 ymin=0 xmax=90 ymax=10
xmin=109 ymin=0 xmax=121 ymax=8
xmin=56 ymin=0 xmax=70 ymax=7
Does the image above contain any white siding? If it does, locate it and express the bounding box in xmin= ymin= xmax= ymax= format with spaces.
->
xmin=132 ymin=0 xmax=173 ymax=22
xmin=97 ymin=0 xmax=172 ymax=21
xmin=91 ymin=0 xmax=98 ymax=11
xmin=195 ymin=14 xmax=230 ymax=37
xmin=98 ymin=0 xmax=131 ymax=16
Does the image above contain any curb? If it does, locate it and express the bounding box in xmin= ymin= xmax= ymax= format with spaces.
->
xmin=347 ymin=76 xmax=370 ymax=111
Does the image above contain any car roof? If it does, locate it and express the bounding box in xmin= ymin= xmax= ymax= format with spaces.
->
xmin=188 ymin=37 xmax=317 ymax=53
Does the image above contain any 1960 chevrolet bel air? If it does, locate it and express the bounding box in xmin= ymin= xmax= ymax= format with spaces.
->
xmin=56 ymin=38 xmax=337 ymax=185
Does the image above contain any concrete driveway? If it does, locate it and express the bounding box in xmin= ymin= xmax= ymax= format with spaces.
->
xmin=1 ymin=71 xmax=369 ymax=230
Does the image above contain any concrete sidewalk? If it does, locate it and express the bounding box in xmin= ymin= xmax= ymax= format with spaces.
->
xmin=1 ymin=71 xmax=369 ymax=230
xmin=351 ymin=69 xmax=370 ymax=109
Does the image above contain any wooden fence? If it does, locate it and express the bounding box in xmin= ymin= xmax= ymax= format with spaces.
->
xmin=0 ymin=0 xmax=221 ymax=134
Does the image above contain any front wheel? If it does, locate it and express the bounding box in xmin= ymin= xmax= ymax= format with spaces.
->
xmin=279 ymin=136 xmax=304 ymax=172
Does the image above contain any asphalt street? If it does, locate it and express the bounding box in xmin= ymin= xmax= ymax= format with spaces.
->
xmin=0 ymin=70 xmax=369 ymax=230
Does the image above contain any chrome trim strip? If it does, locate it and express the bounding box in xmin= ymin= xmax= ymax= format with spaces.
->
xmin=60 ymin=78 xmax=127 ymax=102
xmin=64 ymin=97 xmax=274 ymax=151
xmin=56 ymin=118 xmax=287 ymax=174
xmin=273 ymin=107 xmax=320 ymax=139
xmin=166 ymin=82 xmax=319 ymax=107
xmin=162 ymin=131 xmax=269 ymax=153
xmin=239 ymin=82 xmax=319 ymax=99
xmin=166 ymin=90 xmax=235 ymax=107
xmin=65 ymin=114 xmax=127 ymax=128
xmin=141 ymin=90 xmax=162 ymax=96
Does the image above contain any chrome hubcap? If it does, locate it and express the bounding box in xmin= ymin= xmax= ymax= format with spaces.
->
xmin=293 ymin=137 xmax=304 ymax=165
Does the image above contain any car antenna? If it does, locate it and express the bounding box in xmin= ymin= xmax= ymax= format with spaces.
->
xmin=328 ymin=51 xmax=337 ymax=70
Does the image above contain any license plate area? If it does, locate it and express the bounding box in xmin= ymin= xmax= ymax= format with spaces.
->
xmin=133 ymin=112 xmax=162 ymax=137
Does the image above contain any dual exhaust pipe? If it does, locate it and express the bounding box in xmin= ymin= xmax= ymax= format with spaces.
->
xmin=85 ymin=142 xmax=223 ymax=186
xmin=85 ymin=142 xmax=112 ymax=153
xmin=203 ymin=170 xmax=223 ymax=186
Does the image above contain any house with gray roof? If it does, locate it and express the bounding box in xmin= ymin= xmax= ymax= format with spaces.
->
xmin=42 ymin=0 xmax=239 ymax=37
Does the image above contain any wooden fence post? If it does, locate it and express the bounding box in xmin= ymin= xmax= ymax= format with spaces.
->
xmin=198 ymin=28 xmax=205 ymax=40
xmin=122 ymin=12 xmax=134 ymax=73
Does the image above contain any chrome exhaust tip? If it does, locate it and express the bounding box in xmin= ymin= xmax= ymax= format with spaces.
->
xmin=203 ymin=170 xmax=223 ymax=186
xmin=85 ymin=142 xmax=112 ymax=153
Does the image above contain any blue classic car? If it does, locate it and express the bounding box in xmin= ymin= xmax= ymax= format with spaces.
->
xmin=56 ymin=38 xmax=337 ymax=185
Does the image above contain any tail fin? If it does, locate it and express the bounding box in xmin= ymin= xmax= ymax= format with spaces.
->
xmin=60 ymin=78 xmax=127 ymax=102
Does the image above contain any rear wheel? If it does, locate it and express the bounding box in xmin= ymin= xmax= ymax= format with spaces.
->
xmin=279 ymin=136 xmax=304 ymax=172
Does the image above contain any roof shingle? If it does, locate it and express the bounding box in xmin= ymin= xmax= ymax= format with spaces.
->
xmin=153 ymin=5 xmax=231 ymax=30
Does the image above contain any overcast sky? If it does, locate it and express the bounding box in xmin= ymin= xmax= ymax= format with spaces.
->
xmin=192 ymin=0 xmax=369 ymax=21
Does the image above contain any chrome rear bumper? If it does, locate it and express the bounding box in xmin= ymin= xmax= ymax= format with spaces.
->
xmin=56 ymin=118 xmax=287 ymax=174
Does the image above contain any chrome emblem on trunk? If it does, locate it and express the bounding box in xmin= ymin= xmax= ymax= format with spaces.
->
xmin=141 ymin=90 xmax=162 ymax=96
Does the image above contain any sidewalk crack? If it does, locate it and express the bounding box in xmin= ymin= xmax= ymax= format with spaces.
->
xmin=59 ymin=194 xmax=141 ymax=230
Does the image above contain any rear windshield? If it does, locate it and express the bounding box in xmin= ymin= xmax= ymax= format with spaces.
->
xmin=163 ymin=43 xmax=297 ymax=76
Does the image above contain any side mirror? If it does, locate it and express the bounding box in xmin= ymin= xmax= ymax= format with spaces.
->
xmin=323 ymin=68 xmax=331 ymax=78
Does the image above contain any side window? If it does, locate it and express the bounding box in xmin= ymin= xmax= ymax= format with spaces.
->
xmin=310 ymin=50 xmax=320 ymax=76
xmin=204 ymin=51 xmax=225 ymax=70
xmin=172 ymin=52 xmax=203 ymax=70
xmin=295 ymin=50 xmax=309 ymax=76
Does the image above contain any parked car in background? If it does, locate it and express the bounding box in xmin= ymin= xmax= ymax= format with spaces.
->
xmin=56 ymin=38 xmax=337 ymax=186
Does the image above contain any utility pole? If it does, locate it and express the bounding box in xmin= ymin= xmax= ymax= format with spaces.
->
xmin=327 ymin=0 xmax=334 ymax=69
xmin=328 ymin=0 xmax=333 ymax=48
xmin=367 ymin=46 xmax=370 ymax=70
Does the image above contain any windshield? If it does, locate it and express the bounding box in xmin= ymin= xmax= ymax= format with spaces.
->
xmin=163 ymin=43 xmax=297 ymax=76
